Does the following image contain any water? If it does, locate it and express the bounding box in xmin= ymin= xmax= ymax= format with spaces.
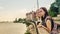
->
xmin=0 ymin=23 xmax=27 ymax=34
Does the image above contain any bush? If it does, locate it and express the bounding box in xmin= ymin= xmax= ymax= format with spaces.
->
xmin=48 ymin=10 xmax=57 ymax=17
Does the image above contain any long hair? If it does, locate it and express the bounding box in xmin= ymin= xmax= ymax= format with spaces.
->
xmin=36 ymin=7 xmax=54 ymax=31
xmin=40 ymin=7 xmax=49 ymax=20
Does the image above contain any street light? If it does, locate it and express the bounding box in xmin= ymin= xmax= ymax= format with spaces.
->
xmin=37 ymin=0 xmax=39 ymax=9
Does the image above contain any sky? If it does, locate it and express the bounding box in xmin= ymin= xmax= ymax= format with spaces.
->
xmin=0 ymin=0 xmax=55 ymax=21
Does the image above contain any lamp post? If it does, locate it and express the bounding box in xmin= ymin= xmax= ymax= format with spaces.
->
xmin=37 ymin=0 xmax=39 ymax=9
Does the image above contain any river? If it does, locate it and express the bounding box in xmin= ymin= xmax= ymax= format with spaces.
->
xmin=0 ymin=23 xmax=27 ymax=34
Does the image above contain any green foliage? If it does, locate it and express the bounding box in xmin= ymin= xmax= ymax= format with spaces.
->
xmin=50 ymin=2 xmax=58 ymax=14
xmin=48 ymin=2 xmax=58 ymax=17
xmin=48 ymin=10 xmax=57 ymax=17
xmin=18 ymin=18 xmax=24 ymax=23
xmin=14 ymin=18 xmax=31 ymax=27
xmin=23 ymin=20 xmax=32 ymax=27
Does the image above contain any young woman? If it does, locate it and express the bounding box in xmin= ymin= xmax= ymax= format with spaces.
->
xmin=36 ymin=7 xmax=55 ymax=34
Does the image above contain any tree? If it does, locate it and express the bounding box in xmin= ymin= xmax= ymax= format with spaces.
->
xmin=48 ymin=2 xmax=58 ymax=17
xmin=48 ymin=10 xmax=57 ymax=17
